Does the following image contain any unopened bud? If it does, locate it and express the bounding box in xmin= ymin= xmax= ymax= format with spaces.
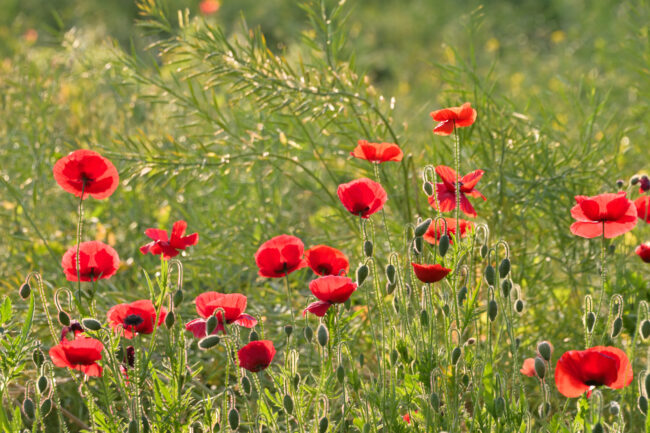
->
xmin=82 ymin=318 xmax=102 ymax=331
xmin=390 ymin=349 xmax=398 ymax=366
xmin=142 ymin=416 xmax=150 ymax=433
xmin=356 ymin=265 xmax=369 ymax=286
xmin=461 ymin=374 xmax=470 ymax=387
xmin=319 ymin=416 xmax=329 ymax=433
xmin=173 ymin=289 xmax=183 ymax=308
xmin=537 ymin=341 xmax=552 ymax=362
xmin=413 ymin=237 xmax=423 ymax=255
xmin=484 ymin=265 xmax=496 ymax=285
xmin=415 ymin=219 xmax=431 ymax=237
xmin=22 ymin=398 xmax=35 ymax=419
xmin=645 ymin=373 xmax=650 ymax=397
xmin=611 ymin=317 xmax=623 ymax=338
xmin=515 ymin=299 xmax=524 ymax=314
xmin=480 ymin=244 xmax=488 ymax=258
xmin=206 ymin=315 xmax=218 ymax=335
xmin=386 ymin=264 xmax=396 ymax=285
xmin=317 ymin=323 xmax=329 ymax=347
xmin=363 ymin=240 xmax=373 ymax=257
xmin=303 ymin=326 xmax=313 ymax=342
xmin=585 ymin=312 xmax=596 ymax=333
xmin=58 ymin=311 xmax=70 ymax=326
xmin=165 ymin=311 xmax=175 ymax=328
xmin=283 ymin=394 xmax=294 ymax=414
xmin=198 ymin=335 xmax=221 ymax=350
xmin=284 ymin=325 xmax=293 ymax=338
xmin=615 ymin=179 xmax=624 ymax=188
xmin=494 ymin=396 xmax=505 ymax=418
xmin=242 ymin=376 xmax=251 ymax=395
xmin=457 ymin=286 xmax=467 ymax=305
xmin=500 ymin=280 xmax=511 ymax=298
xmin=631 ymin=175 xmax=640 ymax=185
xmin=19 ymin=283 xmax=31 ymax=299
xmin=534 ymin=357 xmax=546 ymax=379
xmin=498 ymin=258 xmax=511 ymax=278
xmin=423 ymin=181 xmax=434 ymax=196
xmin=488 ymin=300 xmax=498 ymax=321
xmin=37 ymin=376 xmax=48 ymax=394
xmin=609 ymin=401 xmax=620 ymax=416
xmin=336 ymin=365 xmax=345 ymax=383
xmin=386 ymin=281 xmax=396 ymax=295
xmin=228 ymin=408 xmax=240 ymax=430
xmin=451 ymin=347 xmax=462 ymax=365
xmin=640 ymin=395 xmax=648 ymax=415
xmin=439 ymin=235 xmax=450 ymax=257
xmin=641 ymin=320 xmax=650 ymax=340
xmin=430 ymin=392 xmax=439 ymax=410
xmin=32 ymin=348 xmax=44 ymax=368
xmin=592 ymin=423 xmax=603 ymax=433
xmin=40 ymin=398 xmax=52 ymax=417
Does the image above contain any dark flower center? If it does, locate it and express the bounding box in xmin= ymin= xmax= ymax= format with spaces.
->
xmin=584 ymin=380 xmax=602 ymax=387
xmin=318 ymin=265 xmax=332 ymax=275
xmin=124 ymin=314 xmax=144 ymax=327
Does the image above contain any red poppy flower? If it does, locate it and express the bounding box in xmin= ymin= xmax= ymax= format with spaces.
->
xmin=303 ymin=275 xmax=357 ymax=317
xmin=107 ymin=300 xmax=167 ymax=339
xmin=636 ymin=196 xmax=650 ymax=223
xmin=185 ymin=292 xmax=257 ymax=338
xmin=430 ymin=102 xmax=477 ymax=136
xmin=423 ymin=217 xmax=474 ymax=245
xmin=411 ymin=263 xmax=451 ymax=284
xmin=254 ymin=234 xmax=307 ymax=278
xmin=305 ymin=245 xmax=349 ymax=276
xmin=570 ymin=192 xmax=637 ymax=238
xmin=427 ymin=166 xmax=485 ymax=218
xmin=140 ymin=220 xmax=199 ymax=260
xmin=53 ymin=149 xmax=119 ymax=200
xmin=636 ymin=242 xmax=650 ymax=263
xmin=337 ymin=178 xmax=388 ymax=219
xmin=520 ymin=358 xmax=537 ymax=377
xmin=199 ymin=0 xmax=220 ymax=15
xmin=350 ymin=140 xmax=403 ymax=163
xmin=555 ymin=346 xmax=633 ymax=398
xmin=49 ymin=334 xmax=104 ymax=377
xmin=61 ymin=241 xmax=120 ymax=282
xmin=237 ymin=340 xmax=276 ymax=372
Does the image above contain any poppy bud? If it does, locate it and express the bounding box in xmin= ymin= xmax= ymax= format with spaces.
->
xmin=303 ymin=326 xmax=313 ymax=343
xmin=32 ymin=348 xmax=44 ymax=368
xmin=592 ymin=423 xmax=603 ymax=433
xmin=283 ymin=394 xmax=294 ymax=414
xmin=19 ymin=283 xmax=31 ymax=300
xmin=356 ymin=265 xmax=369 ymax=286
xmin=22 ymin=397 xmax=35 ymax=419
xmin=413 ymin=237 xmax=423 ymax=255
xmin=319 ymin=416 xmax=329 ymax=433
xmin=488 ymin=300 xmax=498 ymax=321
xmin=609 ymin=401 xmax=620 ymax=416
xmin=359 ymin=354 xmax=364 ymax=368
xmin=466 ymin=337 xmax=476 ymax=346
xmin=439 ymin=235 xmax=450 ymax=257
xmin=198 ymin=335 xmax=221 ymax=350
xmin=457 ymin=286 xmax=467 ymax=305
xmin=293 ymin=373 xmax=301 ymax=388
xmin=534 ymin=357 xmax=546 ymax=379
xmin=228 ymin=408 xmax=239 ymax=430
xmin=611 ymin=317 xmax=623 ymax=338
xmin=173 ymin=289 xmax=183 ymax=308
xmin=206 ymin=315 xmax=218 ymax=335
xmin=284 ymin=325 xmax=293 ymax=338
xmin=451 ymin=347 xmax=462 ymax=365
xmin=82 ymin=318 xmax=102 ymax=331
xmin=336 ymin=364 xmax=345 ymax=383
xmin=317 ymin=323 xmax=329 ymax=347
xmin=249 ymin=329 xmax=259 ymax=342
xmin=616 ymin=179 xmax=624 ymax=188
xmin=537 ymin=341 xmax=552 ymax=362
xmin=242 ymin=376 xmax=251 ymax=395
xmin=500 ymin=280 xmax=511 ymax=298
xmin=639 ymin=396 xmax=648 ymax=415
xmin=498 ymin=258 xmax=510 ymax=278
xmin=641 ymin=320 xmax=650 ymax=340
xmin=538 ymin=402 xmax=550 ymax=417
xmin=58 ymin=310 xmax=70 ymax=326
xmin=37 ymin=376 xmax=48 ymax=394
xmin=461 ymin=374 xmax=470 ymax=387
xmin=423 ymin=181 xmax=434 ymax=196
xmin=419 ymin=310 xmax=429 ymax=327
xmin=480 ymin=244 xmax=488 ymax=258
xmin=386 ymin=264 xmax=396 ymax=285
xmin=40 ymin=398 xmax=52 ymax=417
xmin=515 ymin=299 xmax=524 ymax=314
xmin=484 ymin=265 xmax=496 ymax=285
xmin=645 ymin=373 xmax=650 ymax=397
xmin=631 ymin=175 xmax=640 ymax=185
xmin=415 ymin=219 xmax=431 ymax=237
xmin=585 ymin=312 xmax=596 ymax=333
xmin=442 ymin=304 xmax=450 ymax=317
xmin=430 ymin=392 xmax=439 ymax=410
xmin=515 ymin=337 xmax=521 ymax=349
xmin=494 ymin=396 xmax=505 ymax=418
xmin=390 ymin=349 xmax=398 ymax=366
xmin=165 ymin=311 xmax=175 ymax=328
xmin=363 ymin=240 xmax=373 ymax=257
xmin=128 ymin=420 xmax=138 ymax=433
xmin=386 ymin=282 xmax=396 ymax=295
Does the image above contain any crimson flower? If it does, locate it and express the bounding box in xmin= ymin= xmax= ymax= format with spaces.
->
xmin=423 ymin=217 xmax=474 ymax=245
xmin=61 ymin=241 xmax=120 ymax=282
xmin=238 ymin=340 xmax=276 ymax=372
xmin=107 ymin=300 xmax=167 ymax=339
xmin=636 ymin=196 xmax=650 ymax=223
xmin=350 ymin=140 xmax=403 ymax=163
xmin=49 ymin=334 xmax=104 ymax=377
xmin=185 ymin=292 xmax=257 ymax=338
xmin=53 ymin=149 xmax=119 ymax=200
xmin=305 ymin=245 xmax=349 ymax=276
xmin=337 ymin=178 xmax=387 ymax=219
xmin=254 ymin=235 xmax=307 ymax=278
xmin=303 ymin=275 xmax=357 ymax=317
xmin=430 ymin=102 xmax=477 ymax=136
xmin=428 ymin=166 xmax=485 ymax=218
xmin=555 ymin=346 xmax=632 ymax=398
xmin=636 ymin=243 xmax=650 ymax=263
xmin=411 ymin=263 xmax=451 ymax=284
xmin=570 ymin=192 xmax=637 ymax=238
xmin=199 ymin=0 xmax=220 ymax=15
xmin=520 ymin=358 xmax=537 ymax=377
xmin=140 ymin=220 xmax=199 ymax=260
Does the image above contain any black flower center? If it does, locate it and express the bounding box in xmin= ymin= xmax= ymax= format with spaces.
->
xmin=124 ymin=314 xmax=144 ymax=327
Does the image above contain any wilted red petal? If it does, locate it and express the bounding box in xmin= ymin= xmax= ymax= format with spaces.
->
xmin=411 ymin=263 xmax=451 ymax=283
xmin=302 ymin=301 xmax=332 ymax=317
xmin=520 ymin=358 xmax=537 ymax=377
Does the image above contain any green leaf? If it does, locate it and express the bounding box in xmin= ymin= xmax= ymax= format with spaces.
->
xmin=0 ymin=297 xmax=11 ymax=323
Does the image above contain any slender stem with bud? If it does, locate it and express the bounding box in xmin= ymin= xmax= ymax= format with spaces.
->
xmin=75 ymin=181 xmax=86 ymax=312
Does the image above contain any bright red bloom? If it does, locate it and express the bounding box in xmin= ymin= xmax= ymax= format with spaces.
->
xmin=254 ymin=235 xmax=307 ymax=278
xmin=520 ymin=358 xmax=537 ymax=377
xmin=430 ymin=102 xmax=477 ymax=136
xmin=140 ymin=220 xmax=199 ymax=260
xmin=636 ymin=196 xmax=650 ymax=223
xmin=61 ymin=241 xmax=120 ymax=282
xmin=423 ymin=217 xmax=474 ymax=245
xmin=411 ymin=263 xmax=451 ymax=284
xmin=427 ymin=166 xmax=485 ymax=218
xmin=53 ymin=149 xmax=119 ymax=200
xmin=49 ymin=334 xmax=104 ymax=377
xmin=636 ymin=242 xmax=650 ymax=263
xmin=555 ymin=346 xmax=632 ymax=398
xmin=107 ymin=300 xmax=167 ymax=339
xmin=337 ymin=178 xmax=387 ymax=219
xmin=303 ymin=275 xmax=357 ymax=317
xmin=350 ymin=140 xmax=403 ymax=163
xmin=570 ymin=192 xmax=637 ymax=238
xmin=238 ymin=340 xmax=276 ymax=372
xmin=185 ymin=292 xmax=257 ymax=338
xmin=305 ymin=245 xmax=349 ymax=276
xmin=199 ymin=0 xmax=220 ymax=15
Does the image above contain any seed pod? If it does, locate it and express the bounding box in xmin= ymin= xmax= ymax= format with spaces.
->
xmin=639 ymin=396 xmax=648 ymax=415
xmin=319 ymin=416 xmax=329 ymax=433
xmin=284 ymin=325 xmax=293 ymax=338
xmin=386 ymin=264 xmax=396 ymax=285
xmin=484 ymin=265 xmax=496 ymax=285
xmin=336 ymin=365 xmax=345 ymax=383
xmin=488 ymin=300 xmax=498 ymax=322
xmin=451 ymin=347 xmax=462 ymax=365
xmin=228 ymin=408 xmax=239 ymax=430
xmin=22 ymin=398 xmax=35 ymax=419
xmin=415 ymin=219 xmax=431 ymax=237
xmin=642 ymin=320 xmax=650 ymax=340
xmin=498 ymin=258 xmax=511 ymax=278
xmin=173 ymin=289 xmax=184 ymax=308
xmin=494 ymin=396 xmax=505 ymax=418
xmin=37 ymin=376 xmax=48 ymax=394
xmin=283 ymin=394 xmax=294 ymax=414
xmin=534 ymin=357 xmax=546 ymax=379
xmin=439 ymin=235 xmax=450 ymax=257
xmin=242 ymin=376 xmax=251 ymax=395
xmin=303 ymin=326 xmax=313 ymax=343
xmin=430 ymin=392 xmax=439 ymax=410
xmin=480 ymin=244 xmax=488 ymax=258
xmin=40 ymin=398 xmax=52 ymax=417
xmin=419 ymin=310 xmax=429 ymax=327
xmin=413 ymin=237 xmax=423 ymax=255
xmin=165 ymin=311 xmax=175 ymax=328
xmin=363 ymin=240 xmax=373 ymax=257
xmin=585 ymin=312 xmax=596 ymax=333
xmin=609 ymin=401 xmax=620 ymax=416
xmin=82 ymin=318 xmax=102 ymax=331
xmin=592 ymin=423 xmax=603 ymax=433
xmin=645 ymin=373 xmax=650 ymax=397
xmin=58 ymin=311 xmax=70 ymax=326
xmin=356 ymin=265 xmax=369 ymax=286
xmin=386 ymin=282 xmax=396 ymax=295
xmin=423 ymin=181 xmax=434 ymax=196
xmin=198 ymin=335 xmax=221 ymax=350
xmin=611 ymin=317 xmax=623 ymax=338
xmin=515 ymin=299 xmax=524 ymax=314
xmin=390 ymin=349 xmax=398 ymax=366
xmin=19 ymin=283 xmax=31 ymax=300
xmin=128 ymin=420 xmax=138 ymax=433
xmin=537 ymin=341 xmax=552 ymax=362
xmin=249 ymin=329 xmax=259 ymax=342
xmin=457 ymin=286 xmax=467 ymax=305
xmin=32 ymin=348 xmax=44 ymax=368
xmin=206 ymin=315 xmax=218 ymax=335
xmin=317 ymin=324 xmax=329 ymax=347
xmin=500 ymin=280 xmax=511 ymax=298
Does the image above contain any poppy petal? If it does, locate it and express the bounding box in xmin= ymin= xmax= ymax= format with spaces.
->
xmin=303 ymin=301 xmax=332 ymax=317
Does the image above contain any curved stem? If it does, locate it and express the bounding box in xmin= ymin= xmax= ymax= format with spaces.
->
xmin=75 ymin=181 xmax=86 ymax=312
xmin=373 ymin=163 xmax=394 ymax=252
xmin=595 ymin=221 xmax=607 ymax=340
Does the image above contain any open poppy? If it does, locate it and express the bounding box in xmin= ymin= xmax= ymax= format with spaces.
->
xmin=337 ymin=178 xmax=387 ymax=219
xmin=520 ymin=358 xmax=537 ymax=377
xmin=411 ymin=263 xmax=451 ymax=284
xmin=305 ymin=245 xmax=349 ymax=276
xmin=185 ymin=292 xmax=257 ymax=338
xmin=636 ymin=242 xmax=650 ymax=263
xmin=350 ymin=140 xmax=403 ymax=163
xmin=303 ymin=275 xmax=357 ymax=317
xmin=107 ymin=300 xmax=167 ymax=339
xmin=430 ymin=102 xmax=477 ymax=136
xmin=636 ymin=196 xmax=650 ymax=223
xmin=555 ymin=346 xmax=632 ymax=398
xmin=427 ymin=166 xmax=485 ymax=218
xmin=53 ymin=149 xmax=119 ymax=200
xmin=61 ymin=241 xmax=120 ymax=282
xmin=238 ymin=340 xmax=276 ymax=372
xmin=423 ymin=217 xmax=474 ymax=245
xmin=140 ymin=220 xmax=199 ymax=260
xmin=570 ymin=192 xmax=637 ymax=238
xmin=49 ymin=333 xmax=104 ymax=377
xmin=254 ymin=235 xmax=307 ymax=278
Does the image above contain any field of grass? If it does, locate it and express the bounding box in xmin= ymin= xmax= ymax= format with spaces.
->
xmin=1 ymin=0 xmax=650 ymax=431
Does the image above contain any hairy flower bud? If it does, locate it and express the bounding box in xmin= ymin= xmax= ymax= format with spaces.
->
xmin=319 ymin=416 xmax=329 ymax=433
xmin=484 ymin=265 xmax=496 ymax=285
xmin=228 ymin=408 xmax=240 ymax=430
xmin=283 ymin=394 xmax=294 ymax=414
xmin=206 ymin=315 xmax=218 ymax=335
xmin=40 ymin=398 xmax=52 ymax=417
xmin=82 ymin=318 xmax=102 ymax=331
xmin=419 ymin=310 xmax=429 ymax=327
xmin=386 ymin=264 xmax=396 ymax=285
xmin=457 ymin=286 xmax=467 ymax=305
xmin=22 ymin=397 xmax=35 ymax=419
xmin=585 ymin=312 xmax=596 ymax=333
xmin=639 ymin=396 xmax=648 ymax=415
xmin=173 ymin=289 xmax=184 ymax=308
xmin=317 ymin=323 xmax=329 ymax=347
xmin=198 ymin=335 xmax=221 ymax=350
xmin=165 ymin=311 xmax=175 ymax=328
xmin=537 ymin=341 xmax=552 ymax=362
xmin=534 ymin=357 xmax=546 ymax=379
xmin=413 ymin=236 xmax=423 ymax=255
xmin=32 ymin=348 xmax=44 ymax=368
xmin=439 ymin=235 xmax=450 ymax=257
xmin=356 ymin=265 xmax=369 ymax=286
xmin=241 ymin=376 xmax=251 ymax=395
xmin=515 ymin=299 xmax=524 ymax=314
xmin=363 ymin=240 xmax=373 ymax=257
xmin=284 ymin=325 xmax=293 ymax=338
xmin=336 ymin=365 xmax=345 ymax=383
xmin=500 ymin=280 xmax=512 ymax=298
xmin=480 ymin=244 xmax=488 ymax=258
xmin=303 ymin=326 xmax=313 ymax=343
xmin=249 ymin=329 xmax=259 ymax=342
xmin=423 ymin=181 xmax=434 ymax=196
xmin=592 ymin=423 xmax=603 ymax=433
xmin=498 ymin=258 xmax=511 ymax=278
xmin=58 ymin=310 xmax=71 ymax=326
xmin=37 ymin=376 xmax=48 ymax=394
xmin=494 ymin=396 xmax=505 ymax=418
xmin=641 ymin=320 xmax=650 ymax=340
xmin=611 ymin=317 xmax=623 ymax=338
xmin=451 ymin=347 xmax=462 ymax=365
xmin=488 ymin=300 xmax=498 ymax=322
xmin=19 ymin=283 xmax=31 ymax=300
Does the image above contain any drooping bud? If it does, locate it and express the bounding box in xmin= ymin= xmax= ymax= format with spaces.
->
xmin=165 ymin=311 xmax=175 ymax=328
xmin=641 ymin=320 xmax=650 ymax=340
xmin=19 ymin=283 xmax=31 ymax=300
xmin=611 ymin=317 xmax=623 ymax=338
xmin=142 ymin=416 xmax=151 ymax=433
xmin=173 ymin=289 xmax=184 ymax=308
xmin=228 ymin=408 xmax=240 ymax=430
xmin=615 ymin=179 xmax=624 ymax=189
xmin=198 ymin=335 xmax=221 ymax=350
xmin=283 ymin=394 xmax=294 ymax=414
xmin=430 ymin=392 xmax=439 ymax=410
xmin=457 ymin=286 xmax=467 ymax=305
xmin=419 ymin=310 xmax=429 ymax=327
xmin=336 ymin=365 xmax=345 ymax=383
xmin=37 ymin=376 xmax=48 ymax=394
xmin=461 ymin=374 xmax=470 ymax=387
xmin=494 ymin=396 xmax=505 ymax=418
xmin=32 ymin=348 xmax=44 ymax=368
xmin=537 ymin=341 xmax=552 ymax=362
xmin=515 ymin=299 xmax=524 ymax=314
xmin=484 ymin=265 xmax=496 ymax=285
xmin=317 ymin=323 xmax=329 ymax=347
xmin=439 ymin=235 xmax=450 ymax=257
xmin=363 ymin=240 xmax=373 ymax=257
xmin=249 ymin=329 xmax=259 ymax=342
xmin=498 ymin=258 xmax=511 ymax=278
xmin=592 ymin=423 xmax=603 ymax=433
xmin=423 ymin=181 xmax=434 ymax=196
xmin=303 ymin=326 xmax=313 ymax=343
xmin=631 ymin=175 xmax=640 ymax=185
xmin=639 ymin=396 xmax=648 ymax=415
xmin=22 ymin=397 xmax=35 ymax=419
xmin=241 ymin=376 xmax=251 ymax=395
xmin=319 ymin=416 xmax=329 ymax=433
xmin=356 ymin=265 xmax=369 ymax=286
xmin=206 ymin=315 xmax=218 ymax=335
xmin=609 ymin=401 xmax=620 ymax=416
xmin=58 ymin=310 xmax=71 ymax=326
xmin=390 ymin=349 xmax=398 ymax=366
xmin=415 ymin=219 xmax=431 ymax=237
xmin=40 ymin=398 xmax=52 ymax=417
xmin=385 ymin=282 xmax=396 ymax=295
xmin=644 ymin=373 xmax=650 ymax=397
xmin=480 ymin=244 xmax=488 ymax=258
xmin=284 ymin=325 xmax=293 ymax=338
xmin=413 ymin=237 xmax=423 ymax=255
xmin=451 ymin=347 xmax=462 ymax=365
xmin=501 ymin=280 xmax=511 ymax=298
xmin=82 ymin=318 xmax=102 ymax=331
xmin=534 ymin=357 xmax=546 ymax=379
xmin=386 ymin=264 xmax=396 ymax=285
xmin=585 ymin=312 xmax=596 ymax=333
xmin=488 ymin=300 xmax=498 ymax=322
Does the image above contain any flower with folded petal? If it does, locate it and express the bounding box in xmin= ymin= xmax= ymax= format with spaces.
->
xmin=303 ymin=275 xmax=357 ymax=317
xmin=305 ymin=245 xmax=349 ymax=276
xmin=636 ymin=196 xmax=650 ymax=223
xmin=350 ymin=140 xmax=403 ymax=163
xmin=337 ymin=178 xmax=387 ymax=219
xmin=140 ymin=220 xmax=199 ymax=260
xmin=423 ymin=217 xmax=474 ymax=245
xmin=254 ymin=235 xmax=307 ymax=278
xmin=430 ymin=102 xmax=477 ymax=136
xmin=107 ymin=300 xmax=167 ymax=339
xmin=185 ymin=292 xmax=257 ymax=338
xmin=53 ymin=149 xmax=119 ymax=200
xmin=636 ymin=242 xmax=650 ymax=263
xmin=570 ymin=192 xmax=637 ymax=238
xmin=411 ymin=263 xmax=451 ymax=284
xmin=49 ymin=333 xmax=104 ymax=377
xmin=427 ymin=165 xmax=485 ymax=218
xmin=238 ymin=340 xmax=276 ymax=372
xmin=61 ymin=241 xmax=120 ymax=282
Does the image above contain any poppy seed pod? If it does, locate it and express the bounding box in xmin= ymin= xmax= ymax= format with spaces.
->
xmin=165 ymin=311 xmax=175 ymax=328
xmin=501 ymin=280 xmax=512 ymax=298
xmin=488 ymin=300 xmax=498 ymax=322
xmin=19 ymin=283 xmax=31 ymax=300
xmin=284 ymin=325 xmax=293 ymax=338
xmin=228 ymin=408 xmax=240 ymax=430
xmin=423 ymin=181 xmax=434 ymax=196
xmin=611 ymin=317 xmax=623 ymax=338
xmin=198 ymin=335 xmax=221 ymax=350
xmin=415 ymin=219 xmax=432 ymax=237
xmin=534 ymin=357 xmax=546 ymax=379
xmin=585 ymin=312 xmax=596 ymax=333
xmin=451 ymin=347 xmax=462 ymax=365
xmin=498 ymin=258 xmax=511 ymax=278
xmin=336 ymin=365 xmax=345 ymax=383
xmin=283 ymin=394 xmax=294 ymax=414
xmin=457 ymin=286 xmax=467 ymax=305
xmin=303 ymin=326 xmax=313 ymax=342
xmin=356 ymin=265 xmax=369 ymax=286
xmin=40 ymin=398 xmax=52 ymax=417
xmin=206 ymin=315 xmax=218 ymax=335
xmin=386 ymin=264 xmax=396 ymax=285
xmin=173 ymin=289 xmax=184 ymax=308
xmin=484 ymin=265 xmax=496 ymax=286
xmin=537 ymin=341 xmax=552 ymax=362
xmin=82 ymin=318 xmax=102 ymax=331
xmin=58 ymin=310 xmax=71 ymax=327
xmin=438 ymin=235 xmax=450 ymax=257
xmin=22 ymin=397 xmax=35 ymax=419
xmin=241 ymin=376 xmax=251 ymax=395
xmin=363 ymin=240 xmax=373 ymax=257
xmin=515 ymin=299 xmax=524 ymax=314
xmin=317 ymin=323 xmax=329 ymax=347
xmin=639 ymin=396 xmax=648 ymax=415
xmin=641 ymin=320 xmax=650 ymax=340
xmin=37 ymin=376 xmax=48 ymax=394
xmin=319 ymin=416 xmax=329 ymax=433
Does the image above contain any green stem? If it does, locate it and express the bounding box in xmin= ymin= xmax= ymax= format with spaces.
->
xmin=595 ymin=221 xmax=607 ymax=343
xmin=284 ymin=271 xmax=296 ymax=334
xmin=75 ymin=181 xmax=86 ymax=312
xmin=373 ymin=163 xmax=394 ymax=252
